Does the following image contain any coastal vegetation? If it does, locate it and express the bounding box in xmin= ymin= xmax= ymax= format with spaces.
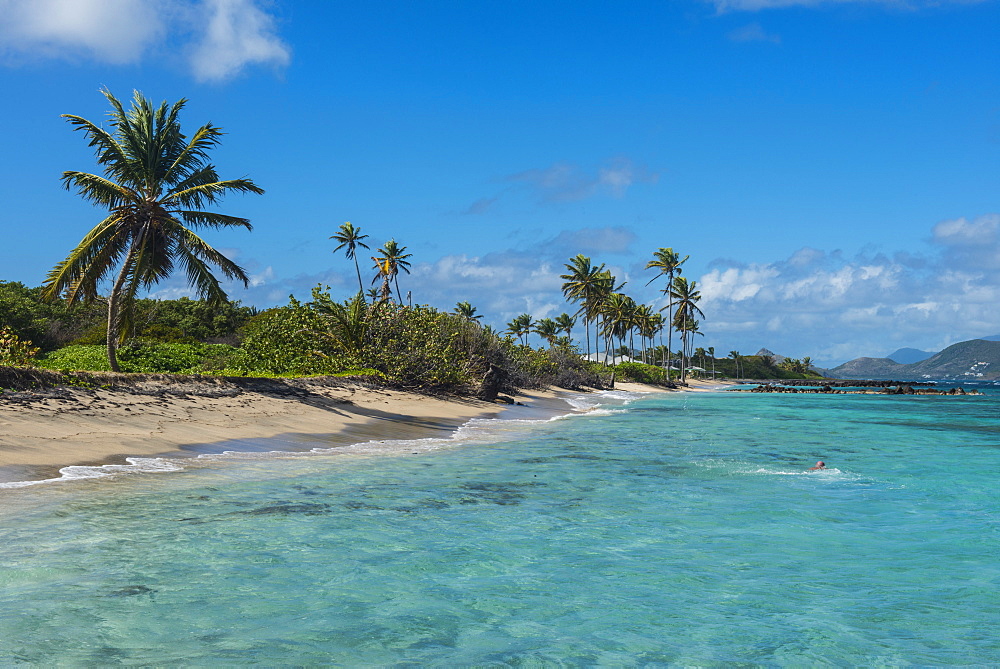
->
xmin=0 ymin=89 xmax=829 ymax=392
xmin=41 ymin=89 xmax=263 ymax=372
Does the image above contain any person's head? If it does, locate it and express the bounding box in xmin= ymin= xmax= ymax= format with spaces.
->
xmin=816 ymin=461 xmax=825 ymax=467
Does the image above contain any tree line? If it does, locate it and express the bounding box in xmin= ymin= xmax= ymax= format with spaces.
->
xmin=1 ymin=88 xmax=821 ymax=386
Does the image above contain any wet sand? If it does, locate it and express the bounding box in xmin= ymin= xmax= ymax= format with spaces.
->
xmin=0 ymin=377 xmax=727 ymax=485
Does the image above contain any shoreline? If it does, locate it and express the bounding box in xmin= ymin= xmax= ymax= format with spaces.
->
xmin=0 ymin=377 xmax=730 ymax=487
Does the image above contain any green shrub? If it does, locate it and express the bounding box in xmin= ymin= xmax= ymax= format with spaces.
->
xmin=230 ymin=301 xmax=344 ymax=375
xmin=614 ymin=361 xmax=669 ymax=384
xmin=37 ymin=345 xmax=110 ymax=371
xmin=37 ymin=343 xmax=239 ymax=373
xmin=0 ymin=326 xmax=41 ymax=367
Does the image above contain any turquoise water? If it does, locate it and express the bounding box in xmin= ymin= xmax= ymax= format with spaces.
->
xmin=2 ymin=388 xmax=999 ymax=665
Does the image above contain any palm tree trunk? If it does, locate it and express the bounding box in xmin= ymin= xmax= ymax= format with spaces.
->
xmin=680 ymin=328 xmax=687 ymax=383
xmin=106 ymin=245 xmax=138 ymax=372
xmin=666 ymin=297 xmax=674 ymax=374
xmin=353 ymin=256 xmax=365 ymax=300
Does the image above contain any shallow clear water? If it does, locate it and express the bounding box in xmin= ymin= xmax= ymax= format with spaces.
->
xmin=2 ymin=388 xmax=999 ymax=665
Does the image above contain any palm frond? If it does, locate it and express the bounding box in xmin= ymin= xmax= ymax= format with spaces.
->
xmin=42 ymin=214 xmax=131 ymax=304
xmin=176 ymin=210 xmax=253 ymax=230
xmin=60 ymin=171 xmax=134 ymax=208
xmin=164 ymin=164 xmax=222 ymax=199
xmin=164 ymin=123 xmax=223 ymax=185
xmin=60 ymin=111 xmax=132 ymax=178
xmin=127 ymin=221 xmax=177 ymax=293
xmin=173 ymin=243 xmax=232 ymax=305
xmin=178 ymin=228 xmax=251 ymax=287
xmin=166 ymin=177 xmax=265 ymax=209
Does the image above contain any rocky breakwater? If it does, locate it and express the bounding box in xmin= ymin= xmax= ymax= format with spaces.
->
xmin=730 ymin=383 xmax=981 ymax=396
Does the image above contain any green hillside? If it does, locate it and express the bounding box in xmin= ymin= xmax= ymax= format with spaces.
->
xmin=832 ymin=339 xmax=1000 ymax=380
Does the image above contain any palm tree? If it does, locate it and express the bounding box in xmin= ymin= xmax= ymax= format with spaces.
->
xmin=310 ymin=290 xmax=377 ymax=355
xmin=554 ymin=313 xmax=576 ymax=343
xmin=673 ymin=315 xmax=703 ymax=380
xmin=506 ymin=313 xmax=533 ymax=346
xmin=453 ymin=301 xmax=482 ymax=321
xmin=634 ymin=303 xmax=656 ymax=361
xmin=707 ymin=346 xmax=716 ymax=378
xmin=330 ymin=221 xmax=370 ymax=299
xmin=668 ymin=277 xmax=704 ymax=383
xmin=599 ymin=292 xmax=636 ymax=365
xmin=593 ymin=270 xmax=624 ymax=363
xmin=42 ymin=89 xmax=263 ymax=372
xmin=644 ymin=311 xmax=665 ymax=364
xmin=729 ymin=350 xmax=742 ymax=379
xmin=371 ymin=257 xmax=393 ymax=301
xmin=645 ymin=247 xmax=688 ymax=369
xmin=559 ymin=254 xmax=606 ymax=357
xmin=534 ymin=318 xmax=560 ymax=347
xmin=372 ymin=239 xmax=412 ymax=303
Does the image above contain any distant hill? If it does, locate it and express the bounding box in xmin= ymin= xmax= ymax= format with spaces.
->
xmin=887 ymin=347 xmax=935 ymax=364
xmin=755 ymin=348 xmax=783 ymax=363
xmin=832 ymin=339 xmax=1000 ymax=380
xmin=829 ymin=356 xmax=905 ymax=379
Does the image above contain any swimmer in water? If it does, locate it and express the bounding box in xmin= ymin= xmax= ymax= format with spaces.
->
xmin=808 ymin=461 xmax=826 ymax=470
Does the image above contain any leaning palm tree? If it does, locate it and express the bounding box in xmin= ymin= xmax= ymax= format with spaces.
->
xmin=43 ymin=89 xmax=263 ymax=372
xmin=645 ymin=247 xmax=688 ymax=369
xmin=330 ymin=221 xmax=370 ymax=299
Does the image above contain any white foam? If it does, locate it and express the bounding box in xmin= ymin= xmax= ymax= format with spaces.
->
xmin=0 ymin=392 xmax=632 ymax=488
xmin=596 ymin=390 xmax=647 ymax=404
xmin=0 ymin=457 xmax=183 ymax=489
xmin=747 ymin=467 xmax=845 ymax=476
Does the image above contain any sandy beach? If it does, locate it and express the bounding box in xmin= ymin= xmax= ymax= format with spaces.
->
xmin=0 ymin=376 xmax=730 ymax=485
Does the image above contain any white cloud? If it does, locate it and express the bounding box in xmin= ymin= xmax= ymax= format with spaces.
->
xmin=506 ymin=157 xmax=658 ymax=203
xmin=188 ymin=0 xmax=290 ymax=82
xmin=698 ymin=213 xmax=1000 ymax=365
xmin=0 ymin=0 xmax=289 ymax=80
xmin=0 ymin=0 xmax=164 ymax=64
xmin=932 ymin=213 xmax=1000 ymax=247
xmin=151 ymin=214 xmax=1000 ymax=366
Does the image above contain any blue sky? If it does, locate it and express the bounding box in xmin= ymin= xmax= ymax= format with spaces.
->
xmin=0 ymin=0 xmax=997 ymax=365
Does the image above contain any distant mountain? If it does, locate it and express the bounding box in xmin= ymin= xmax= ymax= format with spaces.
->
xmin=887 ymin=347 xmax=936 ymax=364
xmin=755 ymin=348 xmax=784 ymax=363
xmin=981 ymin=334 xmax=1000 ymax=342
xmin=832 ymin=339 xmax=1000 ymax=380
xmin=829 ymin=357 xmax=905 ymax=379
